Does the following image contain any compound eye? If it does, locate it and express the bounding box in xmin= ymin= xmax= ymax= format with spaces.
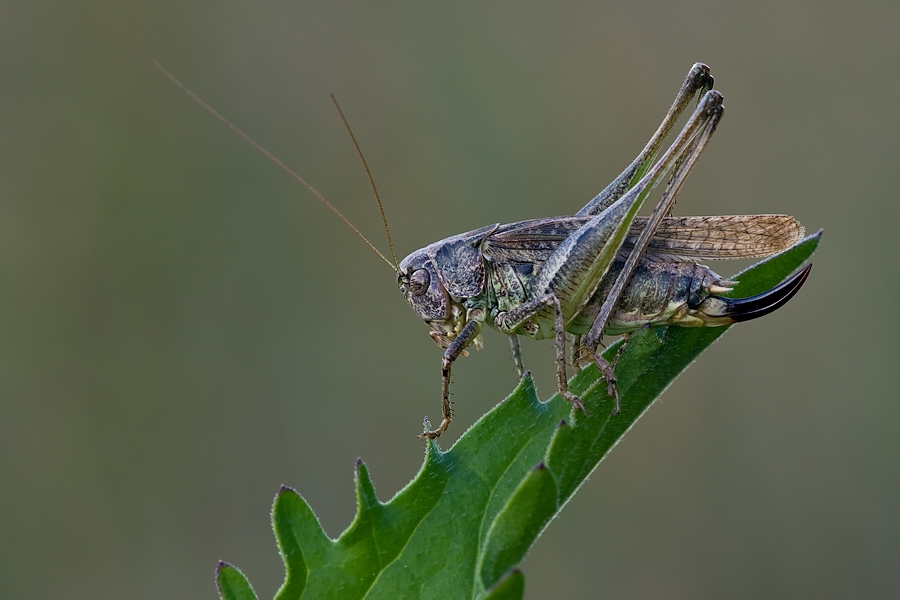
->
xmin=409 ymin=269 xmax=430 ymax=296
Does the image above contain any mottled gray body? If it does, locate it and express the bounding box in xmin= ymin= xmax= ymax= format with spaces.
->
xmin=398 ymin=64 xmax=811 ymax=439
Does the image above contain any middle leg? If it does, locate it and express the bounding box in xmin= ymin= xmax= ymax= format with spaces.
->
xmin=508 ymin=334 xmax=526 ymax=379
xmin=496 ymin=295 xmax=584 ymax=411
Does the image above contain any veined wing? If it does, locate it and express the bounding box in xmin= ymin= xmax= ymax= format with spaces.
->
xmin=483 ymin=217 xmax=582 ymax=264
xmin=625 ymin=214 xmax=805 ymax=260
xmin=483 ymin=214 xmax=804 ymax=264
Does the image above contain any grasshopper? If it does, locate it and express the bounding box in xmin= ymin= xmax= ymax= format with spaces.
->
xmin=155 ymin=61 xmax=810 ymax=441
xmin=396 ymin=63 xmax=810 ymax=438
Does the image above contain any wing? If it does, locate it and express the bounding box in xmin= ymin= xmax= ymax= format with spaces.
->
xmin=483 ymin=214 xmax=805 ymax=264
xmin=626 ymin=214 xmax=806 ymax=261
xmin=482 ymin=217 xmax=582 ymax=265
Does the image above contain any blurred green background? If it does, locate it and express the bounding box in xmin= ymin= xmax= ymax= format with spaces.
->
xmin=2 ymin=1 xmax=898 ymax=598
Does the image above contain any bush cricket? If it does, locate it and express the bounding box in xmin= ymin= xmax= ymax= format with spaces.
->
xmin=155 ymin=61 xmax=811 ymax=440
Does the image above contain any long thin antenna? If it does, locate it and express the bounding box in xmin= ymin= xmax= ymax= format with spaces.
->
xmin=152 ymin=59 xmax=399 ymax=272
xmin=330 ymin=94 xmax=399 ymax=268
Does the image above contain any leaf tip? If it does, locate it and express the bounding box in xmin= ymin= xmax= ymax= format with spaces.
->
xmin=214 ymin=562 xmax=228 ymax=597
xmin=215 ymin=561 xmax=257 ymax=600
xmin=355 ymin=458 xmax=380 ymax=508
xmin=519 ymin=370 xmax=535 ymax=391
xmin=271 ymin=485 xmax=328 ymax=544
xmin=276 ymin=484 xmax=298 ymax=499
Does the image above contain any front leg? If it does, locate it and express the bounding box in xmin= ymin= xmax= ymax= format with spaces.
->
xmin=419 ymin=316 xmax=483 ymax=440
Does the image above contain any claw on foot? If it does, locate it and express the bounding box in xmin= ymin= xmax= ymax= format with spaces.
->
xmin=562 ymin=390 xmax=588 ymax=414
xmin=609 ymin=394 xmax=621 ymax=415
xmin=418 ymin=416 xmax=451 ymax=440
xmin=588 ymin=353 xmax=622 ymax=415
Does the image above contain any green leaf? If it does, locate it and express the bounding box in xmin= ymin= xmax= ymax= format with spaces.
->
xmin=479 ymin=462 xmax=558 ymax=589
xmin=482 ymin=569 xmax=525 ymax=600
xmin=217 ymin=562 xmax=259 ymax=600
xmin=220 ymin=233 xmax=820 ymax=600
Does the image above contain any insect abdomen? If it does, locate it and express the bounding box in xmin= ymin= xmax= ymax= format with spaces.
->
xmin=569 ymin=259 xmax=730 ymax=335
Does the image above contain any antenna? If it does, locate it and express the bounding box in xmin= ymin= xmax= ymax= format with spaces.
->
xmin=330 ymin=94 xmax=399 ymax=269
xmin=152 ymin=59 xmax=399 ymax=272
